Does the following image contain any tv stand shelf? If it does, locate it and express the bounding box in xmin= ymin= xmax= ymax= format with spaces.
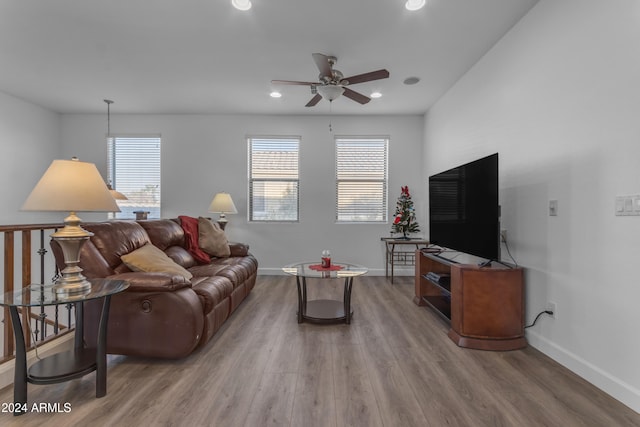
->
xmin=415 ymin=250 xmax=526 ymax=351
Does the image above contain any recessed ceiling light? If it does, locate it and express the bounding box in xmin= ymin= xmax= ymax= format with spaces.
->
xmin=403 ymin=76 xmax=421 ymax=85
xmin=405 ymin=0 xmax=426 ymax=11
xmin=270 ymin=91 xmax=282 ymax=98
xmin=232 ymin=0 xmax=252 ymax=11
xmin=370 ymin=92 xmax=382 ymax=99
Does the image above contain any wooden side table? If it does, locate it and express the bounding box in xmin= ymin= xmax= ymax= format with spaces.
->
xmin=381 ymin=237 xmax=429 ymax=283
xmin=0 ymin=279 xmax=129 ymax=415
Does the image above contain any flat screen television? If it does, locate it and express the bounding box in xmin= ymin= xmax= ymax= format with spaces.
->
xmin=428 ymin=153 xmax=500 ymax=260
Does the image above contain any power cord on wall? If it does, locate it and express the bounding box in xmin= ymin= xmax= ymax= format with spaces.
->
xmin=501 ymin=234 xmax=518 ymax=267
xmin=525 ymin=310 xmax=554 ymax=328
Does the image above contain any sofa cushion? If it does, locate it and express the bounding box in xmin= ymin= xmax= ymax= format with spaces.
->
xmin=214 ymin=256 xmax=259 ymax=288
xmin=83 ymin=221 xmax=151 ymax=272
xmin=190 ymin=276 xmax=234 ymax=314
xmin=198 ymin=217 xmax=230 ymax=257
xmin=121 ymin=244 xmax=193 ymax=280
xmin=138 ymin=219 xmax=186 ymax=251
xmin=189 ymin=255 xmax=258 ymax=290
xmin=165 ymin=246 xmax=197 ymax=269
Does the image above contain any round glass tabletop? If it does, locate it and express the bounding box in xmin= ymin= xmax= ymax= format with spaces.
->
xmin=282 ymin=262 xmax=368 ymax=279
xmin=0 ymin=279 xmax=129 ymax=307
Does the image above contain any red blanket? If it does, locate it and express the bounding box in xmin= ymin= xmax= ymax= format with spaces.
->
xmin=178 ymin=215 xmax=211 ymax=264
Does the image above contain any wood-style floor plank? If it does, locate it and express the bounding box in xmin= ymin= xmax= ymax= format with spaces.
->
xmin=332 ymin=343 xmax=383 ymax=427
xmin=0 ymin=275 xmax=638 ymax=426
xmin=289 ymin=341 xmax=336 ymax=427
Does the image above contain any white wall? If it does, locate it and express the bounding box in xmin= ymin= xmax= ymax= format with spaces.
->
xmin=60 ymin=113 xmax=425 ymax=274
xmin=0 ymin=91 xmax=61 ymax=223
xmin=423 ymin=0 xmax=640 ymax=412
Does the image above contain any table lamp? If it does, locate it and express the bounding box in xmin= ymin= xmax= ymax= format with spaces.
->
xmin=22 ymin=157 xmax=120 ymax=296
xmin=208 ymin=192 xmax=237 ymax=230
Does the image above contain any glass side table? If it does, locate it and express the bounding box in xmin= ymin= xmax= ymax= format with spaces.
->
xmin=0 ymin=279 xmax=129 ymax=416
xmin=282 ymin=262 xmax=368 ymax=324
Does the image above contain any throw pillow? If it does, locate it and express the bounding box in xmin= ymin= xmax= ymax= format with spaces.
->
xmin=198 ymin=217 xmax=231 ymax=258
xmin=121 ymin=244 xmax=193 ymax=280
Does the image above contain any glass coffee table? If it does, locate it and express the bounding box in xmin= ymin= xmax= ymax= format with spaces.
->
xmin=282 ymin=262 xmax=368 ymax=324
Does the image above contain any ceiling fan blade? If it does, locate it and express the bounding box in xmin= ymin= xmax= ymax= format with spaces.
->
xmin=342 ymin=69 xmax=390 ymax=85
xmin=305 ymin=94 xmax=322 ymax=107
xmin=342 ymin=87 xmax=371 ymax=104
xmin=312 ymin=53 xmax=333 ymax=79
xmin=271 ymin=80 xmax=319 ymax=86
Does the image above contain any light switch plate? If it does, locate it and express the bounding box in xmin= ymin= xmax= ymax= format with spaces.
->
xmin=549 ymin=200 xmax=558 ymax=216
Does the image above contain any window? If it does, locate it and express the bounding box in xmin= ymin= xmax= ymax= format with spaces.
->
xmin=248 ymin=137 xmax=300 ymax=222
xmin=336 ymin=137 xmax=388 ymax=222
xmin=107 ymin=135 xmax=161 ymax=219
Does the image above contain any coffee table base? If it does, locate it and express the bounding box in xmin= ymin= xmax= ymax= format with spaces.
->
xmin=296 ymin=276 xmax=355 ymax=325
xmin=298 ymin=299 xmax=354 ymax=324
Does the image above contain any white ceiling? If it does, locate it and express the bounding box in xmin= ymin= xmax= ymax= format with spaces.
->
xmin=0 ymin=0 xmax=538 ymax=115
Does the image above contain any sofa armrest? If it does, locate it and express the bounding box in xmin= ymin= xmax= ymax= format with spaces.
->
xmin=107 ymin=272 xmax=191 ymax=292
xmin=83 ymin=287 xmax=203 ymax=358
xmin=229 ymin=242 xmax=249 ymax=257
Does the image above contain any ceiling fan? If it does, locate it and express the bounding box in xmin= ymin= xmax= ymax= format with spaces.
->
xmin=271 ymin=53 xmax=390 ymax=107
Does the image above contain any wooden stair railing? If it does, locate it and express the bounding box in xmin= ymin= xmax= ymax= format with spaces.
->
xmin=0 ymin=223 xmax=76 ymax=364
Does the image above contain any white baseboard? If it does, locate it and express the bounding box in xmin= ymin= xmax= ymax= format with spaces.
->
xmin=0 ymin=333 xmax=74 ymax=391
xmin=526 ymin=330 xmax=640 ymax=414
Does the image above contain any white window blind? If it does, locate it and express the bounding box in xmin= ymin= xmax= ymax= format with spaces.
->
xmin=248 ymin=137 xmax=300 ymax=222
xmin=336 ymin=137 xmax=388 ymax=222
xmin=107 ymin=136 xmax=161 ymax=219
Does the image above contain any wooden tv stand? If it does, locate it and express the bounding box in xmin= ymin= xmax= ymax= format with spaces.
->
xmin=414 ymin=250 xmax=526 ymax=351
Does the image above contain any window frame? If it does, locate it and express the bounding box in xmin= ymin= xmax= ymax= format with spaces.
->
xmin=247 ymin=136 xmax=301 ymax=223
xmin=107 ymin=134 xmax=162 ymax=220
xmin=335 ymin=136 xmax=389 ymax=224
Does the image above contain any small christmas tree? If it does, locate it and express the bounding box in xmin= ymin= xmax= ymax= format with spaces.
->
xmin=391 ymin=186 xmax=420 ymax=238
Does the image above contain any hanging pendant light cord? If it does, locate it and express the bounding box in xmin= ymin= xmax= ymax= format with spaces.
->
xmin=104 ymin=99 xmax=113 ymax=138
xmin=104 ymin=99 xmax=115 ymax=190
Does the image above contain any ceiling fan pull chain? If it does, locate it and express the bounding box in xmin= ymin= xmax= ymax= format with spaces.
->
xmin=329 ymin=100 xmax=333 ymax=132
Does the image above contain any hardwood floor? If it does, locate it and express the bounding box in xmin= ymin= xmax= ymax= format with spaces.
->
xmin=0 ymin=275 xmax=638 ymax=426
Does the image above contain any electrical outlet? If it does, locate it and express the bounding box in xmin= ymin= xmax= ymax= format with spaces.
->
xmin=546 ymin=301 xmax=557 ymax=319
xmin=500 ymin=229 xmax=507 ymax=243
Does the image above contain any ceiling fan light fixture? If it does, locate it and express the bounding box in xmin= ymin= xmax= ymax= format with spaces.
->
xmin=317 ymin=85 xmax=345 ymax=101
xmin=270 ymin=91 xmax=282 ymax=98
xmin=405 ymin=0 xmax=426 ymax=11
xmin=231 ymin=0 xmax=252 ymax=11
xmin=370 ymin=92 xmax=382 ymax=99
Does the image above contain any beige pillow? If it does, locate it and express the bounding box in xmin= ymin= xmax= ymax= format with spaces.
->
xmin=198 ymin=217 xmax=230 ymax=258
xmin=121 ymin=244 xmax=193 ymax=280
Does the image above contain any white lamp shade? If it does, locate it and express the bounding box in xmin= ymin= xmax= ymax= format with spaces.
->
xmin=22 ymin=159 xmax=120 ymax=212
xmin=317 ymin=85 xmax=345 ymax=101
xmin=208 ymin=192 xmax=238 ymax=214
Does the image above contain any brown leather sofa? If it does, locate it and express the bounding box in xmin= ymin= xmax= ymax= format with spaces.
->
xmin=53 ymin=218 xmax=258 ymax=359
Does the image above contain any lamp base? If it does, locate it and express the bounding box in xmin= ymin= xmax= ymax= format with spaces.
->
xmin=217 ymin=213 xmax=228 ymax=230
xmin=52 ymin=213 xmax=94 ymax=296
xmin=52 ymin=278 xmax=92 ymax=297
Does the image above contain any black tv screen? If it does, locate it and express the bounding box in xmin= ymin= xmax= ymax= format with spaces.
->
xmin=429 ymin=153 xmax=499 ymax=260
